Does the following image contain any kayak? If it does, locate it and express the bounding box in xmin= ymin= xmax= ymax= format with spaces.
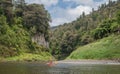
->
xmin=46 ymin=61 xmax=58 ymax=67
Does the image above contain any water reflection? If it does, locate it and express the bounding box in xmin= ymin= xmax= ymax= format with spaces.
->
xmin=0 ymin=62 xmax=120 ymax=74
xmin=48 ymin=63 xmax=120 ymax=74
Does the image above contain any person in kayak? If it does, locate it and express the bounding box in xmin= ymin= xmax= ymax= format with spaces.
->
xmin=47 ymin=57 xmax=57 ymax=66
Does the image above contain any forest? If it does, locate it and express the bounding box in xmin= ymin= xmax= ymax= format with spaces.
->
xmin=0 ymin=0 xmax=52 ymax=61
xmin=0 ymin=0 xmax=120 ymax=61
xmin=50 ymin=0 xmax=120 ymax=60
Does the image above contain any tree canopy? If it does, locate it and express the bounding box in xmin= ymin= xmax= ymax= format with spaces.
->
xmin=0 ymin=0 xmax=51 ymax=58
xmin=50 ymin=0 xmax=120 ymax=60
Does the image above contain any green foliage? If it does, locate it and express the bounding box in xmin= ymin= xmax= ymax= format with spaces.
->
xmin=81 ymin=34 xmax=93 ymax=45
xmin=68 ymin=34 xmax=120 ymax=60
xmin=0 ymin=15 xmax=30 ymax=57
xmin=23 ymin=4 xmax=51 ymax=41
xmin=91 ymin=18 xmax=120 ymax=39
xmin=0 ymin=7 xmax=3 ymax=15
xmin=0 ymin=0 xmax=14 ymax=23
xmin=0 ymin=52 xmax=52 ymax=62
xmin=110 ymin=22 xmax=120 ymax=33
xmin=92 ymin=28 xmax=108 ymax=39
xmin=91 ymin=13 xmax=98 ymax=21
xmin=50 ymin=1 xmax=120 ymax=60
xmin=0 ymin=15 xmax=9 ymax=34
xmin=116 ymin=10 xmax=120 ymax=24
xmin=92 ymin=19 xmax=112 ymax=39
xmin=0 ymin=0 xmax=52 ymax=61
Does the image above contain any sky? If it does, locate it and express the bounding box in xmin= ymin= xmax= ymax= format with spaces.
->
xmin=26 ymin=0 xmax=117 ymax=26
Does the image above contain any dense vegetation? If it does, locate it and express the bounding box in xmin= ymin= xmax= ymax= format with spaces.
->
xmin=68 ymin=34 xmax=120 ymax=60
xmin=0 ymin=0 xmax=52 ymax=61
xmin=50 ymin=0 xmax=120 ymax=60
xmin=0 ymin=0 xmax=120 ymax=61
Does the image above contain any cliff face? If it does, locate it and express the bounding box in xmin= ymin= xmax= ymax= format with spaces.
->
xmin=32 ymin=34 xmax=49 ymax=48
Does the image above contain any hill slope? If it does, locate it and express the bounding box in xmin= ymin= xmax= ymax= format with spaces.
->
xmin=68 ymin=34 xmax=120 ymax=60
xmin=50 ymin=0 xmax=120 ymax=60
xmin=0 ymin=0 xmax=52 ymax=61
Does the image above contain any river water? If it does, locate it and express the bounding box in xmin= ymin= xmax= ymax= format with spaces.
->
xmin=0 ymin=62 xmax=120 ymax=74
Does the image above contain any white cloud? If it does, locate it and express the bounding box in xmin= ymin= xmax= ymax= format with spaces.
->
xmin=63 ymin=0 xmax=95 ymax=6
xmin=50 ymin=18 xmax=70 ymax=26
xmin=68 ymin=5 xmax=92 ymax=18
xmin=63 ymin=0 xmax=117 ymax=9
xmin=26 ymin=0 xmax=118 ymax=26
xmin=26 ymin=0 xmax=58 ymax=7
xmin=50 ymin=5 xmax=92 ymax=26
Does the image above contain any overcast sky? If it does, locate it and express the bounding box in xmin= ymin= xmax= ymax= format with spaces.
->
xmin=26 ymin=0 xmax=117 ymax=26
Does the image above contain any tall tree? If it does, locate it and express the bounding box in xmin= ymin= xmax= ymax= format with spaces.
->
xmin=0 ymin=0 xmax=14 ymax=23
xmin=15 ymin=0 xmax=25 ymax=7
xmin=23 ymin=4 xmax=51 ymax=41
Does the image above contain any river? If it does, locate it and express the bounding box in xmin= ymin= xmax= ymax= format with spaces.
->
xmin=0 ymin=62 xmax=120 ymax=74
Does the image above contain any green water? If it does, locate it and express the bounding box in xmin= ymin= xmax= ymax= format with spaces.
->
xmin=0 ymin=62 xmax=120 ymax=74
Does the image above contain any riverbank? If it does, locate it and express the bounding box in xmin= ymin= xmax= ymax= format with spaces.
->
xmin=57 ymin=60 xmax=120 ymax=65
xmin=68 ymin=35 xmax=120 ymax=60
xmin=0 ymin=59 xmax=120 ymax=65
xmin=0 ymin=53 xmax=52 ymax=62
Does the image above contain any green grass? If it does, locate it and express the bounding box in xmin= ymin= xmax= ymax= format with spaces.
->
xmin=0 ymin=52 xmax=53 ymax=62
xmin=67 ymin=34 xmax=120 ymax=60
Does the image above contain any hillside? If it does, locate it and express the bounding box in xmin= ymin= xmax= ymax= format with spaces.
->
xmin=50 ymin=0 xmax=120 ymax=60
xmin=0 ymin=0 xmax=52 ymax=61
xmin=67 ymin=34 xmax=120 ymax=60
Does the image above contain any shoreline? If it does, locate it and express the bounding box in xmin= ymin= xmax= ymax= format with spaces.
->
xmin=0 ymin=59 xmax=120 ymax=65
xmin=57 ymin=59 xmax=120 ymax=65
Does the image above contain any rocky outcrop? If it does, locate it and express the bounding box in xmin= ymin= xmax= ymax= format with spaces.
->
xmin=32 ymin=34 xmax=49 ymax=48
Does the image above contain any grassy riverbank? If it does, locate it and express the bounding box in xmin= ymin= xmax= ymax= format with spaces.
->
xmin=68 ymin=34 xmax=120 ymax=60
xmin=0 ymin=52 xmax=52 ymax=62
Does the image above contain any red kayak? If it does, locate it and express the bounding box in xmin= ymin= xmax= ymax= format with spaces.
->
xmin=47 ymin=61 xmax=54 ymax=67
xmin=46 ymin=61 xmax=58 ymax=67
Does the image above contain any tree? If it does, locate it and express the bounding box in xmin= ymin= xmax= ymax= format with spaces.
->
xmin=50 ymin=0 xmax=120 ymax=60
xmin=14 ymin=0 xmax=26 ymax=17
xmin=111 ymin=22 xmax=120 ymax=33
xmin=117 ymin=10 xmax=120 ymax=24
xmin=23 ymin=4 xmax=51 ymax=41
xmin=82 ymin=12 xmax=85 ymax=18
xmin=0 ymin=0 xmax=14 ymax=23
xmin=16 ymin=0 xmax=25 ymax=5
